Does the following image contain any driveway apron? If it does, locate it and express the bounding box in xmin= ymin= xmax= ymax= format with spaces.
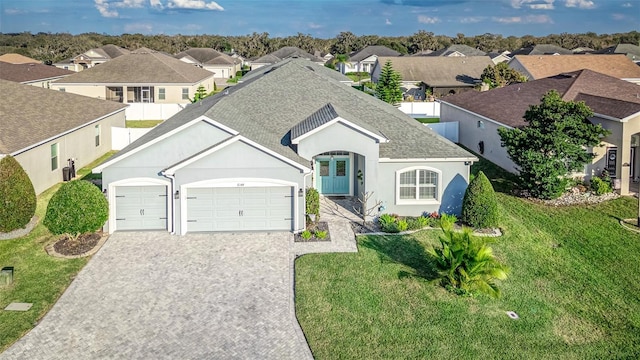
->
xmin=1 ymin=232 xmax=312 ymax=360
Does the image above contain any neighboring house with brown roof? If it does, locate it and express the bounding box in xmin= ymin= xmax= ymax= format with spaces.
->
xmin=53 ymin=44 xmax=130 ymax=72
xmin=596 ymin=44 xmax=640 ymax=64
xmin=510 ymin=44 xmax=573 ymax=56
xmin=249 ymin=47 xmax=324 ymax=70
xmin=0 ymin=53 xmax=41 ymax=64
xmin=50 ymin=48 xmax=215 ymax=106
xmin=440 ymin=69 xmax=640 ymax=195
xmin=0 ymin=79 xmax=127 ymax=194
xmin=372 ymin=56 xmax=493 ymax=98
xmin=174 ymin=48 xmax=242 ymax=79
xmin=339 ymin=45 xmax=401 ymax=74
xmin=0 ymin=61 xmax=74 ymax=88
xmin=508 ymin=54 xmax=640 ymax=84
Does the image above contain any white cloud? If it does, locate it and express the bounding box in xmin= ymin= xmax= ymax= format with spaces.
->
xmin=417 ymin=15 xmax=440 ymax=24
xmin=622 ymin=2 xmax=632 ymax=7
xmin=493 ymin=14 xmax=553 ymax=24
xmin=565 ymin=0 xmax=595 ymax=9
xmin=95 ymin=0 xmax=119 ymax=18
xmin=167 ymin=0 xmax=224 ymax=10
xmin=511 ymin=0 xmax=555 ymax=10
xmin=4 ymin=8 xmax=26 ymax=15
xmin=385 ymin=18 xmax=392 ymax=25
xmin=611 ymin=13 xmax=626 ymax=20
xmin=150 ymin=0 xmax=164 ymax=9
xmin=308 ymin=22 xmax=323 ymax=29
xmin=124 ymin=22 xmax=154 ymax=33
xmin=459 ymin=16 xmax=484 ymax=23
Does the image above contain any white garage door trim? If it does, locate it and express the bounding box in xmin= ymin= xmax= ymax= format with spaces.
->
xmin=107 ymin=177 xmax=172 ymax=234
xmin=180 ymin=178 xmax=299 ymax=235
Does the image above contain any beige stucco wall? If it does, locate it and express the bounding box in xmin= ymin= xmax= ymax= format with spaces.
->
xmin=14 ymin=110 xmax=126 ymax=194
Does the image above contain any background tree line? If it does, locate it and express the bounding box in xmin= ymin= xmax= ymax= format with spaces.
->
xmin=0 ymin=30 xmax=638 ymax=64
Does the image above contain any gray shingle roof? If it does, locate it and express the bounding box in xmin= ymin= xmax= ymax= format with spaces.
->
xmin=376 ymin=56 xmax=493 ymax=87
xmin=175 ymin=48 xmax=240 ymax=65
xmin=102 ymin=59 xmax=474 ymax=168
xmin=241 ymin=58 xmax=352 ymax=83
xmin=252 ymin=47 xmax=323 ymax=64
xmin=0 ymin=62 xmax=74 ymax=83
xmin=0 ymin=79 xmax=127 ymax=155
xmin=430 ymin=45 xmax=487 ymax=57
xmin=54 ymin=50 xmax=214 ymax=84
xmin=511 ymin=44 xmax=573 ymax=56
xmin=349 ymin=46 xmax=401 ymax=62
xmin=290 ymin=103 xmax=387 ymax=141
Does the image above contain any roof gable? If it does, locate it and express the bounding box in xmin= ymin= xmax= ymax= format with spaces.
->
xmin=0 ymin=53 xmax=41 ymax=64
xmin=349 ymin=46 xmax=401 ymax=62
xmin=376 ymin=56 xmax=493 ymax=87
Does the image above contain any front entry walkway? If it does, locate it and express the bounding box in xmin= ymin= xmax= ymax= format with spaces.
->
xmin=1 ymin=232 xmax=313 ymax=360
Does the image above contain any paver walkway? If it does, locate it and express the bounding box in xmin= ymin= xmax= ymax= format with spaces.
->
xmin=1 ymin=232 xmax=312 ymax=360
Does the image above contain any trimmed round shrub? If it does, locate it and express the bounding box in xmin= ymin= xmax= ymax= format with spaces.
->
xmin=0 ymin=155 xmax=36 ymax=232
xmin=43 ymin=180 xmax=108 ymax=235
xmin=461 ymin=171 xmax=499 ymax=229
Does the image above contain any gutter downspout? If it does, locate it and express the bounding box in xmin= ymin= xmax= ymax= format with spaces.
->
xmin=162 ymin=172 xmax=176 ymax=235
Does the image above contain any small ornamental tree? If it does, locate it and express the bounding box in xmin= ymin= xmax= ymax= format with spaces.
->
xmin=461 ymin=171 xmax=499 ymax=228
xmin=375 ymin=60 xmax=403 ymax=105
xmin=498 ymin=90 xmax=610 ymax=199
xmin=0 ymin=155 xmax=36 ymax=232
xmin=44 ymin=180 xmax=108 ymax=237
xmin=481 ymin=62 xmax=527 ymax=89
xmin=305 ymin=188 xmax=320 ymax=224
xmin=191 ymin=85 xmax=209 ymax=103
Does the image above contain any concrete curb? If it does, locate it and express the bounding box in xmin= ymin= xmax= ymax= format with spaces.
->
xmin=620 ymin=219 xmax=640 ymax=234
xmin=0 ymin=216 xmax=38 ymax=241
xmin=357 ymin=226 xmax=503 ymax=237
xmin=45 ymin=233 xmax=110 ymax=259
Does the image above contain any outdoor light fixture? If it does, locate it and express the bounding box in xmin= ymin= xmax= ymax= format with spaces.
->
xmin=464 ymin=161 xmax=472 ymax=166
xmin=623 ymin=163 xmax=630 ymax=167
xmin=174 ymin=190 xmax=180 ymax=199
xmin=298 ymin=188 xmax=304 ymax=197
xmin=102 ymin=189 xmax=107 ymax=197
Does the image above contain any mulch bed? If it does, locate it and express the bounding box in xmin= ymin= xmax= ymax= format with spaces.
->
xmin=53 ymin=232 xmax=103 ymax=256
xmin=295 ymin=221 xmax=331 ymax=242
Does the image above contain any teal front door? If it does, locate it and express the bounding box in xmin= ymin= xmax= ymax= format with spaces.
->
xmin=317 ymin=157 xmax=350 ymax=195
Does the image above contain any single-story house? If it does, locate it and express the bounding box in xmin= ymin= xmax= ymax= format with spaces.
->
xmin=0 ymin=79 xmax=127 ymax=194
xmin=372 ymin=56 xmax=493 ymax=98
xmin=0 ymin=53 xmax=41 ymax=64
xmin=508 ymin=54 xmax=640 ymax=84
xmin=510 ymin=44 xmax=573 ymax=56
xmin=249 ymin=47 xmax=324 ymax=70
xmin=93 ymin=59 xmax=476 ymax=235
xmin=596 ymin=43 xmax=640 ymax=63
xmin=53 ymin=44 xmax=130 ymax=72
xmin=440 ymin=69 xmax=640 ymax=195
xmin=487 ymin=51 xmax=512 ymax=64
xmin=429 ymin=45 xmax=486 ymax=57
xmin=0 ymin=61 xmax=74 ymax=88
xmin=50 ymin=48 xmax=215 ymax=105
xmin=174 ymin=48 xmax=242 ymax=79
xmin=339 ymin=45 xmax=401 ymax=74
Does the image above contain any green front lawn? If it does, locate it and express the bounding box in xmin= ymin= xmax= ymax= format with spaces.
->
xmin=125 ymin=120 xmax=163 ymax=128
xmin=415 ymin=117 xmax=439 ymax=123
xmin=346 ymin=72 xmax=370 ymax=82
xmin=296 ymin=166 xmax=640 ymax=358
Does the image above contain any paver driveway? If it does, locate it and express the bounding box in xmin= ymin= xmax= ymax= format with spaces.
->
xmin=1 ymin=232 xmax=313 ymax=359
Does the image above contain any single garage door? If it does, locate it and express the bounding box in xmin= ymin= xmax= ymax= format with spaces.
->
xmin=115 ymin=185 xmax=168 ymax=231
xmin=186 ymin=186 xmax=293 ymax=232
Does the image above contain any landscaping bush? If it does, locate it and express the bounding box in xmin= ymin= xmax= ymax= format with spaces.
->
xmin=0 ymin=155 xmax=36 ymax=232
xmin=315 ymin=230 xmax=327 ymax=240
xmin=439 ymin=213 xmax=458 ymax=230
xmin=301 ymin=230 xmax=312 ymax=240
xmin=590 ymin=176 xmax=612 ymax=195
xmin=43 ymin=180 xmax=108 ymax=236
xmin=397 ymin=219 xmax=408 ymax=232
xmin=406 ymin=216 xmax=428 ymax=230
xmin=305 ymin=188 xmax=320 ymax=223
xmin=378 ymin=214 xmax=399 ymax=233
xmin=461 ymin=171 xmax=499 ymax=228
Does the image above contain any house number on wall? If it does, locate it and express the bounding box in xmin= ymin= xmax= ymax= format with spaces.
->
xmin=237 ymin=183 xmax=245 ymax=187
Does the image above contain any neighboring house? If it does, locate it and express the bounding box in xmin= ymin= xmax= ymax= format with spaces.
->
xmin=440 ymin=69 xmax=640 ymax=195
xmin=372 ymin=56 xmax=493 ymax=98
xmin=50 ymin=48 xmax=215 ymax=105
xmin=429 ymin=44 xmax=486 ymax=57
xmin=53 ymin=44 xmax=130 ymax=72
xmin=597 ymin=43 xmax=640 ymax=63
xmin=0 ymin=79 xmax=127 ymax=194
xmin=249 ymin=47 xmax=324 ymax=70
xmin=508 ymin=54 xmax=640 ymax=84
xmin=0 ymin=53 xmax=41 ymax=64
xmin=510 ymin=44 xmax=573 ymax=56
xmin=174 ymin=48 xmax=242 ymax=79
xmin=339 ymin=45 xmax=401 ymax=74
xmin=92 ymin=59 xmax=476 ymax=235
xmin=0 ymin=61 xmax=74 ymax=88
xmin=239 ymin=59 xmax=354 ymax=85
xmin=487 ymin=51 xmax=512 ymax=64
xmin=572 ymin=47 xmax=596 ymax=54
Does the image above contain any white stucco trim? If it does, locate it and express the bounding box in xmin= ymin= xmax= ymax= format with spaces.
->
xmin=11 ymin=107 xmax=127 ymax=157
xmin=200 ymin=116 xmax=240 ymax=135
xmin=291 ymin=116 xmax=389 ymax=145
xmin=179 ymin=178 xmax=300 ymax=235
xmin=379 ymin=157 xmax=477 ymax=163
xmin=162 ymin=135 xmax=311 ymax=175
xmin=440 ymin=101 xmax=515 ymax=130
xmin=93 ymin=115 xmax=236 ymax=173
xmin=395 ymin=166 xmax=443 ymax=206
xmin=107 ymin=177 xmax=172 ymax=234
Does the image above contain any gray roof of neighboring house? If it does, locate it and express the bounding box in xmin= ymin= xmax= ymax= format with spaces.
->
xmin=596 ymin=44 xmax=640 ymax=61
xmin=511 ymin=44 xmax=573 ymax=56
xmin=0 ymin=62 xmax=74 ymax=83
xmin=252 ymin=47 xmax=324 ymax=64
xmin=376 ymin=56 xmax=493 ymax=87
xmin=0 ymin=79 xmax=127 ymax=155
xmin=430 ymin=45 xmax=486 ymax=57
xmin=76 ymin=44 xmax=130 ymax=60
xmin=103 ymin=59 xmax=473 ymax=168
xmin=441 ymin=69 xmax=640 ymax=128
xmin=349 ymin=46 xmax=401 ymax=62
xmin=53 ymin=49 xmax=214 ymax=84
xmin=175 ymin=48 xmax=241 ymax=65
xmin=240 ymin=58 xmax=353 ymax=83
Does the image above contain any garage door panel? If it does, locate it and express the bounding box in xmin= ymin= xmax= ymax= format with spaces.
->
xmin=115 ymin=185 xmax=167 ymax=231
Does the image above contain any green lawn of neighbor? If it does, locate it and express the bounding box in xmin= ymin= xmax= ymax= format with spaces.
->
xmin=415 ymin=117 xmax=440 ymax=124
xmin=125 ymin=120 xmax=163 ymax=128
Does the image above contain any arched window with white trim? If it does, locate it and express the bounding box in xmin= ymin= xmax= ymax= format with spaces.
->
xmin=396 ymin=167 xmax=441 ymax=204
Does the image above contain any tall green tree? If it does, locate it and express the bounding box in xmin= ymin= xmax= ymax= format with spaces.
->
xmin=191 ymin=85 xmax=209 ymax=103
xmin=375 ymin=60 xmax=403 ymax=105
xmin=481 ymin=62 xmax=527 ymax=89
xmin=498 ymin=90 xmax=610 ymax=199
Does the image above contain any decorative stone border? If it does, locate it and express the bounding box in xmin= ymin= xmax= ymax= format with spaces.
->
xmin=620 ymin=219 xmax=640 ymax=234
xmin=357 ymin=226 xmax=503 ymax=237
xmin=45 ymin=233 xmax=110 ymax=259
xmin=0 ymin=216 xmax=39 ymax=241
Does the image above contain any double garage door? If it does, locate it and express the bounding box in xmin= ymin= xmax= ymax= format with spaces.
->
xmin=186 ymin=186 xmax=293 ymax=232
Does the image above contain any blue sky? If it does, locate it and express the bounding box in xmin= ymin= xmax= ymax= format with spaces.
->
xmin=1 ymin=0 xmax=638 ymax=38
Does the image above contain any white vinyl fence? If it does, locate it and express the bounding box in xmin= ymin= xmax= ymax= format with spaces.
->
xmin=112 ymin=127 xmax=152 ymax=150
xmin=397 ymin=101 xmax=440 ymax=118
xmin=426 ymin=122 xmax=459 ymax=143
xmin=125 ymin=103 xmax=187 ymax=120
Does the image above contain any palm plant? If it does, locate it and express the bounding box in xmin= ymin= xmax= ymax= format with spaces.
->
xmin=428 ymin=225 xmax=508 ymax=298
